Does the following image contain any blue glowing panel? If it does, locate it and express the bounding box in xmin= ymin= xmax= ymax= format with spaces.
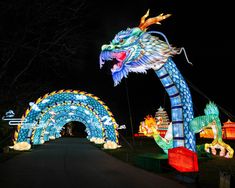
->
xmin=155 ymin=58 xmax=196 ymax=151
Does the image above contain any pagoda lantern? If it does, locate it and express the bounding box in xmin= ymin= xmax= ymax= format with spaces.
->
xmin=223 ymin=119 xmax=235 ymax=140
xmin=155 ymin=106 xmax=170 ymax=137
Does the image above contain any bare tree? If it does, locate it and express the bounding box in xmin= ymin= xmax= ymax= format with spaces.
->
xmin=0 ymin=0 xmax=89 ymax=116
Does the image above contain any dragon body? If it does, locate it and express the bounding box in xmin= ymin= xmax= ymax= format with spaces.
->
xmin=139 ymin=115 xmax=173 ymax=154
xmin=139 ymin=102 xmax=234 ymax=158
xmin=100 ymin=10 xmax=195 ymax=151
xmin=189 ymin=102 xmax=234 ymax=158
xmin=100 ymin=10 xmax=234 ymax=158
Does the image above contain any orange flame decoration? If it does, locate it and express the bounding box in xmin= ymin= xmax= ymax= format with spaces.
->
xmin=139 ymin=115 xmax=163 ymax=137
xmin=138 ymin=9 xmax=171 ymax=31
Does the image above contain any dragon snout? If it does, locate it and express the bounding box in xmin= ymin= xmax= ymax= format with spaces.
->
xmin=101 ymin=44 xmax=115 ymax=51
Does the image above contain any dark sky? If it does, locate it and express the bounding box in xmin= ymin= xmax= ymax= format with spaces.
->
xmin=0 ymin=0 xmax=234 ymax=134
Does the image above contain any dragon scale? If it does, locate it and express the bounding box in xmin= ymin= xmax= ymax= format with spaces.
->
xmin=155 ymin=58 xmax=195 ymax=151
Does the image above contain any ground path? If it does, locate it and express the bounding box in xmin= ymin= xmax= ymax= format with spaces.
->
xmin=0 ymin=138 xmax=186 ymax=188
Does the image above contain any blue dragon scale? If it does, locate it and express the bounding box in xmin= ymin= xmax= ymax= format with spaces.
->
xmin=99 ymin=10 xmax=234 ymax=158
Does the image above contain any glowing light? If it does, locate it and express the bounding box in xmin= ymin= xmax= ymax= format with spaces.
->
xmin=223 ymin=120 xmax=235 ymax=140
xmin=103 ymin=140 xmax=121 ymax=149
xmin=138 ymin=115 xmax=173 ymax=154
xmin=191 ymin=102 xmax=234 ymax=158
xmin=75 ymin=95 xmax=87 ymax=100
xmin=14 ymin=90 xmax=120 ymax=148
xmin=41 ymin=99 xmax=50 ymax=104
xmin=89 ymin=137 xmax=105 ymax=144
xmin=70 ymin=106 xmax=78 ymax=110
xmin=29 ymin=102 xmax=41 ymax=111
xmin=168 ymin=147 xmax=199 ymax=172
xmin=9 ymin=142 xmax=31 ymax=151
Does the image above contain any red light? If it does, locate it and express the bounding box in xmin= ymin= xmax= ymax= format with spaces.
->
xmin=134 ymin=133 xmax=145 ymax=137
xmin=168 ymin=147 xmax=199 ymax=172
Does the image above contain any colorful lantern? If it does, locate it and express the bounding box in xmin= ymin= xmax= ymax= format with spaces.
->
xmin=99 ymin=10 xmax=196 ymax=151
xmin=223 ymin=120 xmax=235 ymax=140
xmin=168 ymin=147 xmax=199 ymax=172
xmin=99 ymin=9 xmax=234 ymax=158
xmin=155 ymin=107 xmax=170 ymax=137
xmin=139 ymin=115 xmax=173 ymax=154
xmin=12 ymin=90 xmax=120 ymax=149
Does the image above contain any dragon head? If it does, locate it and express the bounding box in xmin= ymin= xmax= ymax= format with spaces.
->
xmin=100 ymin=10 xmax=178 ymax=86
xmin=204 ymin=101 xmax=219 ymax=116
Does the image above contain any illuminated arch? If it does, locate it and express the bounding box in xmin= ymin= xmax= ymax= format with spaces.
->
xmin=14 ymin=90 xmax=119 ymax=145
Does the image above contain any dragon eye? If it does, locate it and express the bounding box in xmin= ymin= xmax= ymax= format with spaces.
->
xmin=119 ymin=39 xmax=124 ymax=43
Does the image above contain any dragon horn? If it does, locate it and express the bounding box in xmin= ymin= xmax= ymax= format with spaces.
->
xmin=138 ymin=9 xmax=171 ymax=31
xmin=139 ymin=9 xmax=150 ymax=27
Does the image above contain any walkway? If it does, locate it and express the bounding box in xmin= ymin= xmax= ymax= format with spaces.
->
xmin=0 ymin=138 xmax=185 ymax=188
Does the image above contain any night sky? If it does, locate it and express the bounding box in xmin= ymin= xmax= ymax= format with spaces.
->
xmin=0 ymin=0 xmax=234 ymax=134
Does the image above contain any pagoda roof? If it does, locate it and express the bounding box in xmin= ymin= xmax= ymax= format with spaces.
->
xmin=223 ymin=119 xmax=235 ymax=127
xmin=157 ymin=106 xmax=164 ymax=111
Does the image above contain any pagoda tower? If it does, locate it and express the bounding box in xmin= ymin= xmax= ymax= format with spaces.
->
xmin=155 ymin=106 xmax=170 ymax=136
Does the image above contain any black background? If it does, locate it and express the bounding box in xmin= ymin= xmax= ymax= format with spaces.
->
xmin=0 ymin=0 xmax=234 ymax=134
